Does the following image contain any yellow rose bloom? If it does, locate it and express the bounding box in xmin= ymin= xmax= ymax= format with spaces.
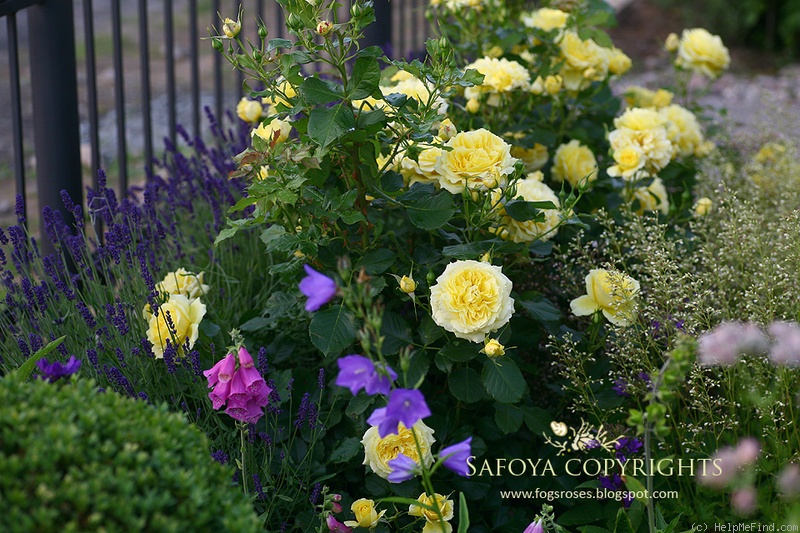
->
xmin=544 ymin=74 xmax=563 ymax=95
xmin=521 ymin=7 xmax=569 ymax=32
xmin=464 ymin=57 xmax=531 ymax=105
xmin=551 ymin=139 xmax=598 ymax=187
xmin=559 ymin=32 xmax=609 ymax=88
xmin=222 ymin=17 xmax=241 ymax=39
xmin=613 ymin=107 xmax=668 ymax=131
xmin=409 ymin=493 xmax=454 ymax=533
xmin=252 ymin=118 xmax=292 ymax=144
xmin=659 ymin=104 xmax=704 ymax=158
xmin=435 ymin=129 xmax=517 ymax=193
xmin=383 ymin=76 xmax=448 ymax=115
xmin=430 ymin=260 xmax=514 ymax=342
xmin=511 ymin=143 xmax=549 ymax=173
xmin=362 ymin=421 xmax=435 ymax=479
xmin=570 ymin=268 xmax=640 ymax=326
xmin=626 ymin=176 xmax=669 ymax=215
xmin=665 ymin=32 xmax=680 ymax=52
xmin=694 ymin=197 xmax=713 ymax=216
xmin=145 ymin=294 xmax=207 ymax=358
xmin=236 ymin=98 xmax=262 ymax=124
xmin=262 ymin=80 xmax=297 ymax=109
xmin=156 ymin=268 xmax=210 ymax=300
xmin=344 ymin=499 xmax=386 ymax=529
xmin=607 ymin=48 xmax=632 ymax=76
xmin=607 ymin=144 xmax=646 ymax=179
xmin=492 ymin=175 xmax=562 ymax=243
xmin=399 ymin=144 xmax=443 ymax=187
xmin=675 ymin=28 xmax=730 ymax=78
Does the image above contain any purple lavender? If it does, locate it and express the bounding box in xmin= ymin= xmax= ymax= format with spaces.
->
xmin=615 ymin=437 xmax=643 ymax=463
xmin=211 ymin=449 xmax=229 ymax=465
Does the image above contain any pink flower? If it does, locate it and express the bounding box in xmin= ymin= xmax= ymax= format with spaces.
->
xmin=768 ymin=321 xmax=800 ymax=366
xmin=697 ymin=322 xmax=768 ymax=366
xmin=205 ymin=348 xmax=272 ymax=423
xmin=326 ymin=515 xmax=352 ymax=533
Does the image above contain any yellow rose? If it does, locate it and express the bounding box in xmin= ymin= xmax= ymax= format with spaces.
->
xmin=607 ymin=48 xmax=632 ymax=76
xmin=559 ymin=32 xmax=609 ymax=84
xmin=665 ymin=32 xmax=680 ymax=52
xmin=627 ymin=176 xmax=669 ymax=215
xmin=236 ymin=98 xmax=262 ymax=124
xmin=652 ymin=89 xmax=674 ymax=109
xmin=400 ymin=275 xmax=417 ymax=294
xmin=607 ymin=144 xmax=645 ymax=179
xmin=570 ymin=268 xmax=640 ymax=326
xmin=430 ymin=260 xmax=514 ymax=342
xmin=362 ymin=421 xmax=435 ymax=479
xmin=383 ymin=76 xmax=448 ymax=115
xmin=482 ymin=338 xmax=505 ymax=358
xmin=466 ymin=98 xmax=480 ymax=113
xmin=658 ymin=104 xmax=704 ymax=158
xmin=252 ymin=118 xmax=292 ymax=144
xmin=437 ymin=118 xmax=458 ymax=141
xmin=435 ymin=129 xmax=517 ymax=193
xmin=344 ymin=499 xmax=386 ymax=529
xmin=409 ymin=493 xmax=454 ymax=533
xmin=492 ymin=175 xmax=562 ymax=242
xmin=521 ymin=8 xmax=569 ymax=32
xmin=145 ymin=294 xmax=207 ymax=358
xmin=511 ymin=143 xmax=549 ymax=173
xmin=675 ymin=28 xmax=730 ymax=78
xmin=399 ymin=144 xmax=443 ymax=186
xmin=156 ymin=268 xmax=210 ymax=300
xmin=694 ymin=197 xmax=713 ymax=216
xmin=262 ymin=80 xmax=297 ymax=109
xmin=613 ymin=107 xmax=667 ymax=131
xmin=464 ymin=57 xmax=531 ymax=105
xmin=222 ymin=17 xmax=241 ymax=39
xmin=544 ymin=74 xmax=563 ymax=95
xmin=551 ymin=139 xmax=598 ymax=187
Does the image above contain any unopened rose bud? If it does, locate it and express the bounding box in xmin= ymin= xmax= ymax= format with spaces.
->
xmin=399 ymin=276 xmax=417 ymax=294
xmin=694 ymin=197 xmax=712 ymax=216
xmin=287 ymin=13 xmax=304 ymax=31
xmin=486 ymin=45 xmax=503 ymax=58
xmin=466 ymin=98 xmax=480 ymax=114
xmin=480 ymin=252 xmax=491 ymax=263
xmin=530 ymin=76 xmax=545 ymax=95
xmin=482 ymin=338 xmax=505 ymax=358
xmin=665 ymin=32 xmax=680 ymax=52
xmin=544 ymin=75 xmax=562 ymax=95
xmin=222 ymin=17 xmax=241 ymax=38
xmin=211 ymin=37 xmax=223 ymax=52
xmin=316 ymin=20 xmax=333 ymax=36
xmin=437 ymin=118 xmax=457 ymax=141
xmin=258 ymin=25 xmax=268 ymax=40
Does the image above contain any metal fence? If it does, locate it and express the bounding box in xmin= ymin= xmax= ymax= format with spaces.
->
xmin=0 ymin=0 xmax=432 ymax=240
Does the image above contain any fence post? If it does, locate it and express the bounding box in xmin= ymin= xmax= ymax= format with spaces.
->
xmin=27 ymin=0 xmax=83 ymax=254
xmin=361 ymin=0 xmax=393 ymax=56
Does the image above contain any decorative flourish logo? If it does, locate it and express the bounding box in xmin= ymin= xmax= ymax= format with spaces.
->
xmin=543 ymin=420 xmax=623 ymax=456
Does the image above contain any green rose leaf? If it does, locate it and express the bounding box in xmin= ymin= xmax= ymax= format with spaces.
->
xmin=519 ymin=293 xmax=561 ymax=323
xmin=448 ymin=367 xmax=484 ymax=403
xmin=330 ymin=437 xmax=362 ymax=463
xmin=399 ymin=185 xmax=456 ymax=231
xmin=346 ymin=394 xmax=375 ymax=417
xmin=494 ymin=404 xmax=524 ymax=434
xmin=299 ymin=77 xmax=342 ymax=105
xmin=441 ymin=340 xmax=481 ymax=363
xmin=357 ymin=249 xmax=396 ymax=275
xmin=308 ymin=104 xmax=356 ymax=150
xmin=240 ymin=317 xmax=269 ymax=332
xmin=482 ymin=358 xmax=527 ymax=404
xmin=504 ymin=200 xmax=555 ymax=222
xmin=348 ymin=56 xmax=381 ymax=100
xmin=379 ymin=310 xmax=412 ymax=355
xmin=309 ymin=305 xmax=357 ymax=356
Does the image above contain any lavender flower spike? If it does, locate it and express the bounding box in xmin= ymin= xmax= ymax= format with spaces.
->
xmin=387 ymin=454 xmax=419 ymax=483
xmin=37 ymin=356 xmax=81 ymax=383
xmin=299 ymin=265 xmax=337 ymax=312
xmin=440 ymin=437 xmax=473 ymax=477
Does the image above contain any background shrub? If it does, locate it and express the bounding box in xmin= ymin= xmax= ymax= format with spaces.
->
xmin=0 ymin=377 xmax=261 ymax=533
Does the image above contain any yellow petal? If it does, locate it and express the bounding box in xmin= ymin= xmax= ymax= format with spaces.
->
xmin=570 ymin=295 xmax=599 ymax=316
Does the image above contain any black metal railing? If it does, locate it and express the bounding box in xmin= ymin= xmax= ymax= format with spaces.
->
xmin=0 ymin=0 xmax=432 ymax=242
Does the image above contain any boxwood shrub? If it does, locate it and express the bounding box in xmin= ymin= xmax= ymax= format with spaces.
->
xmin=0 ymin=377 xmax=261 ymax=532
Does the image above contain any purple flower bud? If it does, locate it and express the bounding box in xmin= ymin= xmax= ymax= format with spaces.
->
xmin=440 ymin=437 xmax=472 ymax=477
xmin=299 ymin=265 xmax=337 ymax=312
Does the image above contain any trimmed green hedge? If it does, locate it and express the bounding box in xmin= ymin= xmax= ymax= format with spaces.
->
xmin=0 ymin=378 xmax=261 ymax=532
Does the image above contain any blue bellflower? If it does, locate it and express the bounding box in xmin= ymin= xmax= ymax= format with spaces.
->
xmin=298 ymin=265 xmax=337 ymax=312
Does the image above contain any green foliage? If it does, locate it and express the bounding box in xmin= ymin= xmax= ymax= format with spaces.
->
xmin=0 ymin=377 xmax=261 ymax=532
